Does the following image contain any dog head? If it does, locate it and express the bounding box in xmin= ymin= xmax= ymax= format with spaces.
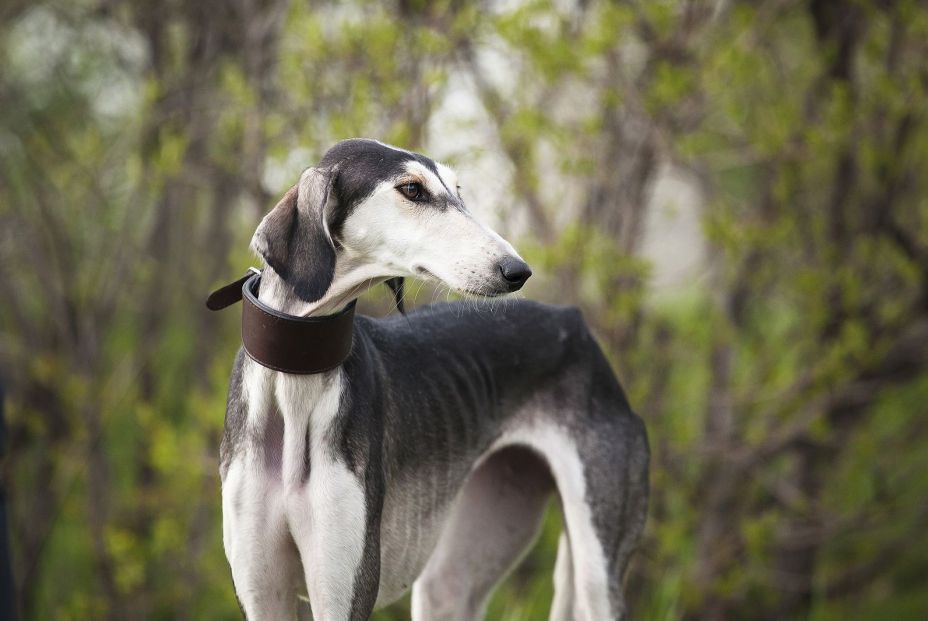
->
xmin=252 ymin=139 xmax=531 ymax=310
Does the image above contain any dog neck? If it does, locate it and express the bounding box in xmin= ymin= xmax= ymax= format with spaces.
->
xmin=256 ymin=268 xmax=320 ymax=315
xmin=258 ymin=258 xmax=389 ymax=317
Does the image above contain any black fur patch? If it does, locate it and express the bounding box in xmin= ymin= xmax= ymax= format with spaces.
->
xmin=253 ymin=170 xmax=338 ymax=303
xmin=320 ymin=139 xmax=452 ymax=237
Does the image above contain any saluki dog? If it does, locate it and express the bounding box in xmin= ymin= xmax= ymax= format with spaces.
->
xmin=218 ymin=139 xmax=649 ymax=620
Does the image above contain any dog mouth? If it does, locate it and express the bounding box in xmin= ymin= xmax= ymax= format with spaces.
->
xmin=413 ymin=264 xmax=441 ymax=283
xmin=412 ymin=265 xmax=512 ymax=298
xmin=413 ymin=265 xmax=468 ymax=295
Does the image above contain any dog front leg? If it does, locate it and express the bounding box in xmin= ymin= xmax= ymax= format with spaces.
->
xmin=290 ymin=455 xmax=381 ymax=621
xmin=222 ymin=458 xmax=301 ymax=620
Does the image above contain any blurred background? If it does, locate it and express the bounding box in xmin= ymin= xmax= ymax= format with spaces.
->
xmin=2 ymin=0 xmax=928 ymax=619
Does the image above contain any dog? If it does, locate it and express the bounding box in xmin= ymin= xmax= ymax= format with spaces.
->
xmin=217 ymin=139 xmax=649 ymax=620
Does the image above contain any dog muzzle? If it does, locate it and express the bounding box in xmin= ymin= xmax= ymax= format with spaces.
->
xmin=206 ymin=268 xmax=356 ymax=374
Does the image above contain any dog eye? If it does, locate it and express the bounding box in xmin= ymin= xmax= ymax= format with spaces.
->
xmin=397 ymin=182 xmax=426 ymax=202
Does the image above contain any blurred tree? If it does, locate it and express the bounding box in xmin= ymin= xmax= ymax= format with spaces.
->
xmin=456 ymin=0 xmax=928 ymax=618
xmin=1 ymin=0 xmax=927 ymax=620
xmin=1 ymin=381 xmax=15 ymax=620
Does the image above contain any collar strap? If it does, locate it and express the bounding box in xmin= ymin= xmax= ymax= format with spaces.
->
xmin=206 ymin=269 xmax=355 ymax=374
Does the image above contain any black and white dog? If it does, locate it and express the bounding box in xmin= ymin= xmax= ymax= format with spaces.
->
xmin=219 ymin=139 xmax=649 ymax=620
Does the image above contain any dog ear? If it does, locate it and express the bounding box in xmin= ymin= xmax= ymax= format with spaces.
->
xmin=251 ymin=167 xmax=337 ymax=303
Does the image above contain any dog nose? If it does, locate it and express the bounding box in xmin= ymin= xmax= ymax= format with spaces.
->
xmin=498 ymin=256 xmax=532 ymax=291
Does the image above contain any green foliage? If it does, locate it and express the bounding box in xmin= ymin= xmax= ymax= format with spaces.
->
xmin=2 ymin=0 xmax=928 ymax=619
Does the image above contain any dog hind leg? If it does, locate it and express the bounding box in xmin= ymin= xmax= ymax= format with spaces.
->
xmin=548 ymin=532 xmax=574 ymax=621
xmin=565 ymin=413 xmax=650 ymax=621
xmin=494 ymin=419 xmax=645 ymax=620
xmin=411 ymin=445 xmax=554 ymax=621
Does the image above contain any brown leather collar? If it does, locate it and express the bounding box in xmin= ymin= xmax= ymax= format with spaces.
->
xmin=206 ymin=269 xmax=356 ymax=374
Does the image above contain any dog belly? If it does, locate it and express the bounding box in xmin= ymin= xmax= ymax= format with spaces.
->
xmin=373 ymin=433 xmax=512 ymax=608
xmin=375 ymin=476 xmax=460 ymax=607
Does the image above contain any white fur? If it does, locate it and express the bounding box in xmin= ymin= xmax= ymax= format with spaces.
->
xmin=549 ymin=533 xmax=575 ymax=621
xmin=486 ymin=423 xmax=612 ymax=621
xmin=279 ymin=372 xmax=368 ymax=621
xmin=410 ymin=445 xmax=550 ymax=621
xmin=223 ymin=298 xmax=369 ymax=620
xmin=225 ymin=333 xmax=614 ymax=621
xmin=502 ymin=424 xmax=612 ymax=621
xmin=272 ymin=160 xmax=523 ymax=317
xmin=341 ymin=172 xmax=519 ymax=293
xmin=223 ymin=361 xmax=301 ymax=620
xmin=435 ymin=162 xmax=460 ymax=195
xmin=404 ymin=421 xmax=614 ymax=621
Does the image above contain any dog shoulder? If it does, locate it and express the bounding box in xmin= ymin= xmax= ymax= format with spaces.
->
xmin=495 ymin=298 xmax=591 ymax=338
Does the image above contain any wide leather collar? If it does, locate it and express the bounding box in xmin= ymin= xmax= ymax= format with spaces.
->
xmin=206 ymin=269 xmax=356 ymax=374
